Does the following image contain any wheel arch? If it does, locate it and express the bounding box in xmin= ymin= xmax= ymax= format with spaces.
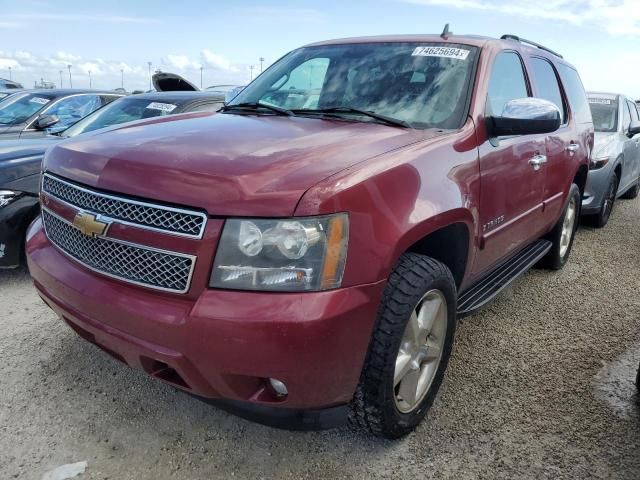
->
xmin=390 ymin=210 xmax=475 ymax=290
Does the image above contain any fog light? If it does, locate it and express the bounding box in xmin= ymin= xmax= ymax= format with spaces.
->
xmin=269 ymin=378 xmax=288 ymax=397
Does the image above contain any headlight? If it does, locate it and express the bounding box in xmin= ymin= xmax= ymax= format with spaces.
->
xmin=210 ymin=213 xmax=349 ymax=291
xmin=0 ymin=190 xmax=21 ymax=208
xmin=590 ymin=156 xmax=610 ymax=170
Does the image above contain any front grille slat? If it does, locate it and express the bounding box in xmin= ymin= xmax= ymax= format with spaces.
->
xmin=42 ymin=210 xmax=195 ymax=293
xmin=42 ymin=174 xmax=206 ymax=238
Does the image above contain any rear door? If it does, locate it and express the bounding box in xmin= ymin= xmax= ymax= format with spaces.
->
xmin=474 ymin=51 xmax=547 ymax=275
xmin=623 ymin=99 xmax=640 ymax=189
xmin=527 ymin=56 xmax=573 ymax=227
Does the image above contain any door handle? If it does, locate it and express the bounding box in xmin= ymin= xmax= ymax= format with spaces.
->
xmin=528 ymin=154 xmax=547 ymax=171
xmin=566 ymin=143 xmax=580 ymax=154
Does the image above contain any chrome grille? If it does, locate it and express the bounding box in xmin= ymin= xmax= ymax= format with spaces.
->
xmin=42 ymin=209 xmax=195 ymax=293
xmin=42 ymin=173 xmax=207 ymax=238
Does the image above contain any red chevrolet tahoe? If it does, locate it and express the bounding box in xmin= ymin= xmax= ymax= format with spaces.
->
xmin=27 ymin=33 xmax=593 ymax=438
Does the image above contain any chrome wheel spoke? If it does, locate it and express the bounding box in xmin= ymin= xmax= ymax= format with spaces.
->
xmin=394 ymin=350 xmax=413 ymax=387
xmin=422 ymin=338 xmax=442 ymax=361
xmin=393 ymin=289 xmax=448 ymax=413
xmin=397 ymin=369 xmax=420 ymax=406
xmin=417 ymin=295 xmax=442 ymax=333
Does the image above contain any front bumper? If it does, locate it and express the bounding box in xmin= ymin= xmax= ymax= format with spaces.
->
xmin=0 ymin=194 xmax=39 ymax=268
xmin=26 ymin=217 xmax=385 ymax=415
xmin=581 ymin=163 xmax=614 ymax=215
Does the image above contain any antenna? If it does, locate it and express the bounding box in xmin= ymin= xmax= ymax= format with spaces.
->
xmin=440 ymin=23 xmax=452 ymax=40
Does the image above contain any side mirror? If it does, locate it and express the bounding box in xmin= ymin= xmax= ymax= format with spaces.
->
xmin=628 ymin=120 xmax=640 ymax=137
xmin=33 ymin=114 xmax=59 ymax=130
xmin=488 ymin=98 xmax=561 ymax=137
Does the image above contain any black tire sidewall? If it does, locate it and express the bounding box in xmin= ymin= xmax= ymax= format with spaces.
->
xmin=380 ymin=271 xmax=457 ymax=437
xmin=597 ymin=174 xmax=618 ymax=227
xmin=545 ymin=183 xmax=581 ymax=269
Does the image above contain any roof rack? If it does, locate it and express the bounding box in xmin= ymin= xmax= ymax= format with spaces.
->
xmin=500 ymin=34 xmax=563 ymax=59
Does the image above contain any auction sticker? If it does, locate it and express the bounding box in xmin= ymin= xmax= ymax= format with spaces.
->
xmin=588 ymin=98 xmax=612 ymax=105
xmin=412 ymin=46 xmax=470 ymax=60
xmin=146 ymin=102 xmax=177 ymax=112
xmin=29 ymin=97 xmax=50 ymax=105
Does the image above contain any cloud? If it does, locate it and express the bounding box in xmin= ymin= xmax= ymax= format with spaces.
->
xmin=0 ymin=21 xmax=25 ymax=29
xmin=0 ymin=49 xmax=249 ymax=90
xmin=402 ymin=0 xmax=640 ymax=35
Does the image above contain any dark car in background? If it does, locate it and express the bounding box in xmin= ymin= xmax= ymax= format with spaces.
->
xmin=0 ymin=78 xmax=23 ymax=89
xmin=0 ymin=90 xmax=224 ymax=268
xmin=0 ymin=89 xmax=123 ymax=140
xmin=0 ymin=89 xmax=26 ymax=103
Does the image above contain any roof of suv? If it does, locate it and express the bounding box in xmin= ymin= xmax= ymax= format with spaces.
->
xmin=306 ymin=34 xmax=573 ymax=67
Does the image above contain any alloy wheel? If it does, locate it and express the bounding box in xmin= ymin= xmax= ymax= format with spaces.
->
xmin=393 ymin=289 xmax=448 ymax=413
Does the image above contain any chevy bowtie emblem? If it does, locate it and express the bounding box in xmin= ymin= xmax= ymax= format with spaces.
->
xmin=72 ymin=211 xmax=110 ymax=237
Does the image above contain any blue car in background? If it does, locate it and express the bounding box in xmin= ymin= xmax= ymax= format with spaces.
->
xmin=0 ymin=89 xmax=123 ymax=140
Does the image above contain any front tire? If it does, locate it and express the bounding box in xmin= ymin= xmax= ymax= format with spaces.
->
xmin=350 ymin=253 xmax=457 ymax=438
xmin=540 ymin=183 xmax=580 ymax=270
xmin=622 ymin=177 xmax=640 ymax=199
xmin=591 ymin=173 xmax=618 ymax=228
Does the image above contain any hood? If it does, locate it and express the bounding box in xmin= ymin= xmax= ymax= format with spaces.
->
xmin=0 ymin=138 xmax=60 ymax=190
xmin=44 ymin=113 xmax=433 ymax=216
xmin=152 ymin=72 xmax=199 ymax=92
xmin=593 ymin=131 xmax=618 ymax=158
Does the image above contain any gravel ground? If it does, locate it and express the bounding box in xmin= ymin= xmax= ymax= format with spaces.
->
xmin=1 ymin=199 xmax=639 ymax=480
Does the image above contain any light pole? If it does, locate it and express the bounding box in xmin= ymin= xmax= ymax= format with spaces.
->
xmin=59 ymin=70 xmax=63 ymax=88
xmin=7 ymin=66 xmax=11 ymax=81
xmin=120 ymin=69 xmax=124 ymax=89
xmin=147 ymin=61 xmax=152 ymax=90
xmin=88 ymin=70 xmax=92 ymax=88
xmin=259 ymin=57 xmax=264 ymax=73
xmin=67 ymin=64 xmax=72 ymax=88
xmin=250 ymin=65 xmax=255 ymax=81
xmin=200 ymin=65 xmax=204 ymax=88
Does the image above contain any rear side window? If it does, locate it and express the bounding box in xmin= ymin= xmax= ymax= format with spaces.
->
xmin=486 ymin=52 xmax=529 ymax=116
xmin=622 ymin=100 xmax=632 ymax=131
xmin=529 ymin=57 xmax=565 ymax=123
xmin=627 ymin=100 xmax=639 ymax=123
xmin=557 ymin=64 xmax=592 ymax=124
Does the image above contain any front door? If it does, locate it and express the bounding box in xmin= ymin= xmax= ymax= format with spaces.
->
xmin=473 ymin=51 xmax=547 ymax=276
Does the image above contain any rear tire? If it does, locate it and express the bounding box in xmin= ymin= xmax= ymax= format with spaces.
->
xmin=540 ymin=183 xmax=580 ymax=270
xmin=622 ymin=177 xmax=640 ymax=199
xmin=349 ymin=253 xmax=457 ymax=438
xmin=591 ymin=173 xmax=618 ymax=228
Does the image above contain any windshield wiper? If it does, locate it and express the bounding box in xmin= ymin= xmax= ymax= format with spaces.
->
xmin=221 ymin=102 xmax=294 ymax=116
xmin=292 ymin=107 xmax=412 ymax=128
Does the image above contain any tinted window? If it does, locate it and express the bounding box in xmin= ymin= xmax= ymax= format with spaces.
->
xmin=622 ymin=100 xmax=631 ymax=131
xmin=627 ymin=100 xmax=639 ymax=122
xmin=186 ymin=101 xmax=224 ymax=113
xmin=232 ymin=42 xmax=479 ymax=129
xmin=0 ymin=93 xmax=55 ymax=124
xmin=42 ymin=94 xmax=103 ymax=132
xmin=63 ymin=97 xmax=181 ymax=137
xmin=588 ymin=95 xmax=618 ymax=132
xmin=530 ymin=57 xmax=565 ymax=122
xmin=486 ymin=52 xmax=528 ymax=116
xmin=557 ymin=64 xmax=592 ymax=124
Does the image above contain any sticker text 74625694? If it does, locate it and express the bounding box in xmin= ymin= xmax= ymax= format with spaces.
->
xmin=411 ymin=46 xmax=470 ymax=60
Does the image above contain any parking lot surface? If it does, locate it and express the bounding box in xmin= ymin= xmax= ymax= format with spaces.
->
xmin=1 ymin=199 xmax=639 ymax=480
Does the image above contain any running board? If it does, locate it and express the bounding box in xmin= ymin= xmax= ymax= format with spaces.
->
xmin=457 ymin=240 xmax=552 ymax=317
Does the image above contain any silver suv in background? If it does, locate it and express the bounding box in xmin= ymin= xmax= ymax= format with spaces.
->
xmin=582 ymin=92 xmax=640 ymax=227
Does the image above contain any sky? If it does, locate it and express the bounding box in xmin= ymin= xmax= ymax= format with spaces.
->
xmin=1 ymin=0 xmax=640 ymax=96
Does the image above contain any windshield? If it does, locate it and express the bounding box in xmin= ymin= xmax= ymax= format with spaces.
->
xmin=0 ymin=92 xmax=55 ymax=125
xmin=588 ymin=96 xmax=618 ymax=132
xmin=63 ymin=97 xmax=180 ymax=137
xmin=229 ymin=42 xmax=478 ymax=129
